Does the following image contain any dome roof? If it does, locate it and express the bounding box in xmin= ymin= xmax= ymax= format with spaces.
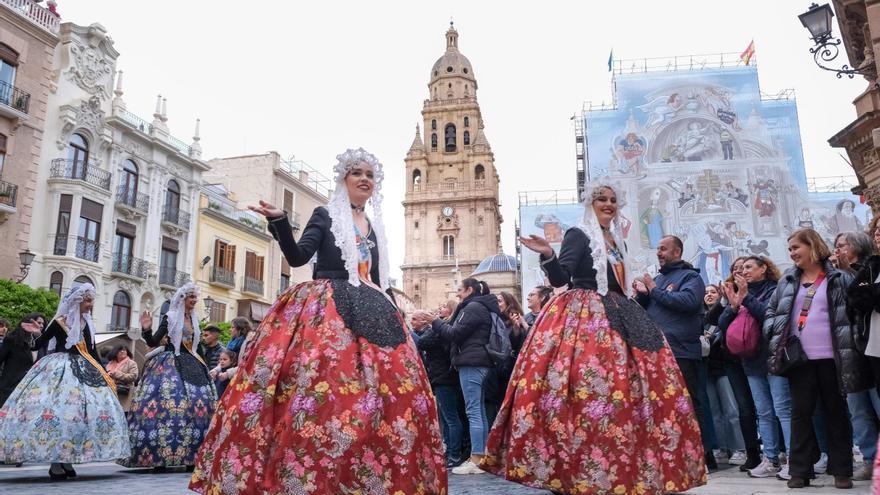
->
xmin=471 ymin=253 xmax=517 ymax=276
xmin=430 ymin=25 xmax=476 ymax=84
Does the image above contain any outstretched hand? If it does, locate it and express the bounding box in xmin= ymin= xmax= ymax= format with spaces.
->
xmin=248 ymin=200 xmax=284 ymax=219
xmin=21 ymin=321 xmax=42 ymax=335
xmin=519 ymin=235 xmax=554 ymax=257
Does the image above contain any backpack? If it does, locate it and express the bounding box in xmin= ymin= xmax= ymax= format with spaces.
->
xmin=726 ymin=306 xmax=761 ymax=358
xmin=485 ymin=312 xmax=512 ymax=367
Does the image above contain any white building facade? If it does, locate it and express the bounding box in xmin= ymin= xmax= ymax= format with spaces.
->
xmin=26 ymin=22 xmax=208 ymax=338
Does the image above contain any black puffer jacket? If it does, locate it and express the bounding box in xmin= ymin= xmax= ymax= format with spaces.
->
xmin=764 ymin=261 xmax=871 ymax=393
xmin=432 ymin=294 xmax=500 ymax=369
xmin=847 ymin=255 xmax=880 ymax=354
xmin=415 ymin=324 xmax=457 ymax=387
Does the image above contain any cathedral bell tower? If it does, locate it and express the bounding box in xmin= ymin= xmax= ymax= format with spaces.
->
xmin=401 ymin=23 xmax=504 ymax=310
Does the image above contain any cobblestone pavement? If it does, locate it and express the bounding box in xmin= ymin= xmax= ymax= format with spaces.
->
xmin=0 ymin=462 xmax=872 ymax=494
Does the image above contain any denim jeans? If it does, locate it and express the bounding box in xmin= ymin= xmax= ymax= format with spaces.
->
xmin=677 ymin=358 xmax=717 ymax=453
xmin=707 ymin=374 xmax=745 ymax=451
xmin=847 ymin=389 xmax=880 ymax=462
xmin=746 ymin=373 xmax=792 ymax=460
xmin=459 ymin=366 xmax=490 ymax=456
xmin=433 ymin=384 xmax=464 ymax=462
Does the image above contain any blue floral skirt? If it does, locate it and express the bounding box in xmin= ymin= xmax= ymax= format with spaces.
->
xmin=0 ymin=352 xmax=130 ymax=463
xmin=119 ymin=350 xmax=217 ymax=467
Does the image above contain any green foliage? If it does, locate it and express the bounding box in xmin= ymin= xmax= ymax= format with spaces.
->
xmin=0 ymin=280 xmax=60 ymax=326
xmin=198 ymin=320 xmax=232 ymax=345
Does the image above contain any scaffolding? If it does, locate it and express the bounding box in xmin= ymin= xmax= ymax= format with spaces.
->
xmin=806 ymin=175 xmax=859 ymax=193
xmin=279 ymin=155 xmax=333 ymax=198
xmin=611 ymin=52 xmax=756 ymax=76
xmin=573 ymin=115 xmax=586 ymax=200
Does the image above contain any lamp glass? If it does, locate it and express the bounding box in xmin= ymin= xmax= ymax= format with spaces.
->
xmin=18 ymin=250 xmax=35 ymax=266
xmin=203 ymin=296 xmax=214 ymax=308
xmin=799 ymin=3 xmax=834 ymax=41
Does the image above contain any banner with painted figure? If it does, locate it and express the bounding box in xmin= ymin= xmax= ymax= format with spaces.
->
xmin=519 ymin=65 xmax=870 ymax=298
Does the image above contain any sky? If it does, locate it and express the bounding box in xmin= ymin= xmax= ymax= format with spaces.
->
xmin=61 ymin=0 xmax=865 ymax=280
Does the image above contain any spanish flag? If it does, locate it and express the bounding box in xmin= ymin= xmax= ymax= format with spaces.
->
xmin=740 ymin=39 xmax=756 ymax=65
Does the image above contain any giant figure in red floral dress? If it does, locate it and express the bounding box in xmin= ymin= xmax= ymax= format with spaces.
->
xmin=481 ymin=181 xmax=707 ymax=495
xmin=189 ymin=148 xmax=447 ymax=495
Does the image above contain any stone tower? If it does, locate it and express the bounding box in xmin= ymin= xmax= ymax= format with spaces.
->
xmin=401 ymin=23 xmax=505 ymax=310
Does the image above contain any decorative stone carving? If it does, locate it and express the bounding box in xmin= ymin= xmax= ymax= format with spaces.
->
xmin=865 ymin=184 xmax=880 ymax=212
xmin=65 ymin=24 xmax=117 ymax=100
xmin=57 ymin=96 xmax=106 ymax=150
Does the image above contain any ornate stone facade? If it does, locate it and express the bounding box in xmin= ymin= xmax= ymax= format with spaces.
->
xmin=27 ymin=21 xmax=208 ymax=341
xmin=828 ymin=1 xmax=880 ymax=218
xmin=401 ymin=25 xmax=516 ymax=310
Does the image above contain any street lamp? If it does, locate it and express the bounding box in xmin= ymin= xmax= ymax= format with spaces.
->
xmin=203 ymin=295 xmax=214 ymax=314
xmin=15 ymin=249 xmax=35 ymax=283
xmin=798 ymin=3 xmax=872 ymax=78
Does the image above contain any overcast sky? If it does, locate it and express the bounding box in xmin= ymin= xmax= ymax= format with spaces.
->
xmin=62 ymin=1 xmax=864 ymax=280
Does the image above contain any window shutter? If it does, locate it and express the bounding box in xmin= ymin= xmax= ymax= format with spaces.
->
xmin=116 ymin=220 xmax=136 ymax=238
xmin=0 ymin=44 xmax=19 ymax=66
xmin=214 ymin=240 xmax=223 ymax=266
xmin=162 ymin=236 xmax=179 ymax=252
xmin=227 ymin=245 xmax=237 ymax=271
xmin=80 ymin=198 xmax=103 ymax=222
xmin=256 ymin=255 xmax=265 ymax=281
xmin=245 ymin=251 xmax=255 ymax=278
xmin=281 ymin=258 xmax=290 ymax=276
xmin=283 ymin=189 xmax=293 ymax=213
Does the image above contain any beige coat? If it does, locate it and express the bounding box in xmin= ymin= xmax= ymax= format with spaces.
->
xmin=107 ymin=358 xmax=139 ymax=410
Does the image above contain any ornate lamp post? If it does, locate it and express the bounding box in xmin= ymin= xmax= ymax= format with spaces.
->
xmin=202 ymin=295 xmax=214 ymax=322
xmin=799 ymin=3 xmax=873 ymax=78
xmin=15 ymin=249 xmax=35 ymax=283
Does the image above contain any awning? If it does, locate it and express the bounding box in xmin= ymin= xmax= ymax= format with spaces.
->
xmin=238 ymin=300 xmax=271 ymax=322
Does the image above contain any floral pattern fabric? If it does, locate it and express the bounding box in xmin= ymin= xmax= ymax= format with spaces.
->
xmin=0 ymin=353 xmax=130 ymax=463
xmin=119 ymin=350 xmax=217 ymax=467
xmin=190 ymin=280 xmax=447 ymax=495
xmin=481 ymin=289 xmax=707 ymax=495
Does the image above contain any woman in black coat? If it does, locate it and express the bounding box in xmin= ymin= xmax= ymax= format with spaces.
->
xmin=0 ymin=313 xmax=44 ymax=407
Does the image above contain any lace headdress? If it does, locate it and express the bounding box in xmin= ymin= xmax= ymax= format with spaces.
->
xmin=165 ymin=282 xmax=201 ymax=355
xmin=577 ymin=180 xmax=637 ymax=297
xmin=327 ymin=148 xmax=390 ymax=290
xmin=51 ymin=282 xmax=96 ymax=351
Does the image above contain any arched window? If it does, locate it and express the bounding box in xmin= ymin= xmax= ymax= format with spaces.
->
xmin=444 ymin=124 xmax=456 ymax=152
xmin=412 ymin=169 xmax=421 ymax=187
xmin=464 ymin=116 xmax=470 ymax=128
xmin=474 ymin=164 xmax=485 ymax=180
xmin=443 ymin=235 xmax=455 ymax=258
xmin=165 ymin=179 xmax=181 ymax=221
xmin=111 ymin=290 xmax=131 ymax=331
xmin=49 ymin=271 xmax=63 ymax=296
xmin=431 ymin=119 xmax=437 ymax=130
xmin=120 ymin=159 xmax=139 ymax=205
xmin=463 ymin=131 xmax=470 ymax=146
xmin=430 ymin=133 xmax=437 ymax=150
xmin=74 ymin=275 xmax=93 ymax=286
xmin=67 ymin=133 xmax=89 ymax=179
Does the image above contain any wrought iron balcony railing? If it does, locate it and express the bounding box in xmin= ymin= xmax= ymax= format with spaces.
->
xmin=104 ymin=324 xmax=135 ymax=334
xmin=159 ymin=266 xmax=190 ymax=288
xmin=50 ymin=159 xmax=112 ymax=191
xmin=0 ymin=80 xmax=29 ymax=114
xmin=0 ymin=179 xmax=17 ymax=207
xmin=162 ymin=205 xmax=191 ymax=230
xmin=210 ymin=266 xmax=235 ymax=287
xmin=111 ymin=252 xmax=149 ymax=279
xmin=75 ymin=236 xmax=99 ymax=263
xmin=116 ymin=186 xmax=150 ymax=214
xmin=243 ymin=275 xmax=264 ymax=296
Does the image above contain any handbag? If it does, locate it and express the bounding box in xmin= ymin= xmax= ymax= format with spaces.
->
xmin=770 ymin=272 xmax=825 ymax=376
xmin=726 ymin=306 xmax=761 ymax=358
xmin=116 ymin=384 xmax=131 ymax=395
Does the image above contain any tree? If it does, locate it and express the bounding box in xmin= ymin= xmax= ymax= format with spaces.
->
xmin=198 ymin=320 xmax=232 ymax=345
xmin=0 ymin=280 xmax=60 ymax=326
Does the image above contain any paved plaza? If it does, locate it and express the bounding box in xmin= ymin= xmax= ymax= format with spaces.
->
xmin=0 ymin=462 xmax=872 ymax=494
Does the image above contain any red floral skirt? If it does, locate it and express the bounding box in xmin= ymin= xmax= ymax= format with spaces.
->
xmin=189 ymin=280 xmax=447 ymax=494
xmin=481 ymin=289 xmax=707 ymax=495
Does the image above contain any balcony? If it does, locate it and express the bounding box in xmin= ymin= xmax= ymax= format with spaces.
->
xmin=204 ymin=200 xmax=266 ymax=234
xmin=115 ymin=187 xmax=149 ymax=216
xmin=159 ymin=266 xmax=190 ymax=288
xmin=74 ymin=236 xmax=99 ymax=263
xmin=0 ymin=80 xmax=29 ymax=118
xmin=49 ymin=159 xmax=112 ymax=192
xmin=210 ymin=266 xmax=235 ymax=288
xmin=162 ymin=205 xmax=190 ymax=232
xmin=0 ymin=0 xmax=60 ymax=35
xmin=242 ymin=275 xmax=264 ymax=296
xmin=111 ymin=252 xmax=149 ymax=280
xmin=0 ymin=179 xmax=17 ymax=215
